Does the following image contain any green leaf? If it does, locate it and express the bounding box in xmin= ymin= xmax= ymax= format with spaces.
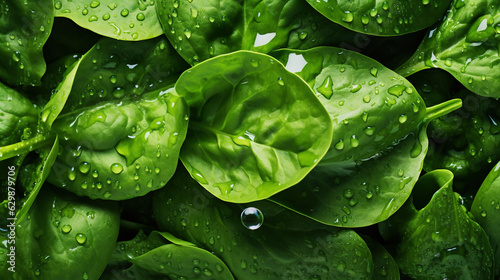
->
xmin=396 ymin=0 xmax=500 ymax=97
xmin=46 ymin=37 xmax=190 ymax=200
xmin=0 ymin=82 xmax=39 ymax=146
xmin=305 ymin=0 xmax=452 ymax=36
xmin=153 ymin=167 xmax=374 ymax=280
xmin=471 ymin=161 xmax=500 ymax=277
xmin=54 ymin=0 xmax=163 ymax=41
xmin=269 ymin=47 xmax=462 ymax=227
xmin=12 ymin=185 xmax=120 ymax=280
xmin=176 ymin=50 xmax=333 ymax=203
xmin=362 ymin=236 xmax=400 ymax=280
xmin=15 ymin=135 xmax=59 ymax=224
xmin=0 ymin=0 xmax=54 ymax=86
xmin=380 ymin=170 xmax=495 ymax=280
xmin=101 ymin=230 xmax=235 ymax=280
xmin=156 ymin=0 xmax=368 ymax=65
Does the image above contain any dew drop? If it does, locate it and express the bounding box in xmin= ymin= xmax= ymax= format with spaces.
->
xmin=121 ymin=8 xmax=129 ymax=17
xmin=298 ymin=31 xmax=308 ymax=40
xmin=363 ymin=127 xmax=375 ymax=136
xmin=342 ymin=11 xmax=354 ymax=23
xmin=399 ymin=115 xmax=408 ymax=123
xmin=363 ymin=95 xmax=371 ymax=103
xmin=350 ymin=135 xmax=359 ymax=147
xmin=68 ymin=168 xmax=77 ymax=181
xmin=241 ymin=207 xmax=263 ymax=230
xmin=76 ymin=233 xmax=87 ymax=245
xmin=90 ymin=1 xmax=100 ymax=8
xmin=61 ymin=224 xmax=72 ymax=234
xmin=334 ymin=139 xmax=344 ymax=150
xmin=79 ymin=162 xmax=91 ymax=174
xmin=316 ymin=76 xmax=333 ymax=99
xmin=361 ymin=14 xmax=370 ymax=24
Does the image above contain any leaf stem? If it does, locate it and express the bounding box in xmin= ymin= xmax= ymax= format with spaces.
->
xmin=425 ymin=98 xmax=462 ymax=123
xmin=0 ymin=133 xmax=55 ymax=161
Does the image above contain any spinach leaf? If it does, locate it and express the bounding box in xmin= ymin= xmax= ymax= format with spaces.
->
xmin=0 ymin=0 xmax=54 ymax=86
xmin=156 ymin=0 xmax=369 ymax=65
xmin=397 ymin=0 xmax=500 ymax=97
xmin=305 ymin=0 xmax=452 ymax=36
xmin=380 ymin=170 xmax=495 ymax=279
xmin=471 ymin=161 xmax=500 ymax=277
xmin=362 ymin=236 xmax=400 ymax=280
xmin=4 ymin=185 xmax=120 ymax=280
xmin=101 ymin=230 xmax=235 ymax=280
xmin=0 ymin=82 xmax=39 ymax=146
xmin=269 ymin=47 xmax=461 ymax=227
xmin=153 ymin=167 xmax=374 ymax=280
xmin=54 ymin=0 xmax=163 ymax=41
xmin=45 ymin=37 xmax=189 ymax=200
xmin=175 ymin=50 xmax=333 ymax=203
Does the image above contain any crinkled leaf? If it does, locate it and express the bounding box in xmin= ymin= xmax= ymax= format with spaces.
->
xmin=153 ymin=167 xmax=374 ymax=280
xmin=55 ymin=0 xmax=163 ymax=41
xmin=397 ymin=0 xmax=500 ymax=97
xmin=12 ymin=185 xmax=120 ymax=280
xmin=46 ymin=37 xmax=189 ymax=200
xmin=471 ymin=161 xmax=500 ymax=277
xmin=305 ymin=0 xmax=452 ymax=36
xmin=380 ymin=170 xmax=495 ymax=279
xmin=176 ymin=51 xmax=333 ymax=203
xmin=0 ymin=0 xmax=54 ymax=86
xmin=269 ymin=47 xmax=461 ymax=227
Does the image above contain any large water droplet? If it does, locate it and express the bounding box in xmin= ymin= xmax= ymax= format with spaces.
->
xmin=241 ymin=207 xmax=263 ymax=230
xmin=61 ymin=224 xmax=72 ymax=234
xmin=76 ymin=233 xmax=87 ymax=245
xmin=316 ymin=76 xmax=333 ymax=99
xmin=111 ymin=163 xmax=123 ymax=174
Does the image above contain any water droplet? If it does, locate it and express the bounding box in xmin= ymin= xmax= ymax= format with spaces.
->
xmin=363 ymin=95 xmax=371 ymax=103
xmin=79 ymin=162 xmax=91 ymax=174
xmin=481 ymin=210 xmax=487 ymax=217
xmin=316 ymin=76 xmax=333 ymax=99
xmin=363 ymin=127 xmax=375 ymax=136
xmin=361 ymin=14 xmax=370 ymax=24
xmin=370 ymin=67 xmax=378 ymax=77
xmin=90 ymin=1 xmax=100 ymax=8
xmin=343 ymin=189 xmax=354 ymax=199
xmin=88 ymin=15 xmax=98 ymax=22
xmin=102 ymin=13 xmax=110 ymax=20
xmin=209 ymin=17 xmax=215 ymax=23
xmin=399 ymin=115 xmax=407 ymax=123
xmin=350 ymin=135 xmax=359 ymax=147
xmin=342 ymin=11 xmax=354 ymax=23
xmin=350 ymin=84 xmax=362 ymax=93
xmin=136 ymin=13 xmax=145 ymax=21
xmin=76 ymin=233 xmax=87 ymax=245
xmin=121 ymin=8 xmax=129 ymax=17
xmin=241 ymin=207 xmax=263 ymax=230
xmin=68 ymin=168 xmax=76 ymax=181
xmin=298 ymin=31 xmax=308 ymax=40
xmin=277 ymin=77 xmax=285 ymax=86
xmin=184 ymin=29 xmax=192 ymax=39
xmin=422 ymin=0 xmax=430 ymax=5
xmin=55 ymin=1 xmax=62 ymax=9
xmin=334 ymin=139 xmax=344 ymax=150
xmin=61 ymin=224 xmax=72 ymax=234
xmin=92 ymin=170 xmax=99 ymax=178
xmin=82 ymin=8 xmax=89 ymax=15
xmin=388 ymin=85 xmax=406 ymax=97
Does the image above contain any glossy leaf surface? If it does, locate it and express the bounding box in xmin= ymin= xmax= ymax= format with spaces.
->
xmin=397 ymin=0 xmax=500 ymax=97
xmin=5 ymin=186 xmax=120 ymax=280
xmin=46 ymin=37 xmax=189 ymax=200
xmin=153 ymin=168 xmax=374 ymax=280
xmin=305 ymin=0 xmax=451 ymax=36
xmin=54 ymin=0 xmax=163 ymax=41
xmin=0 ymin=0 xmax=54 ymax=86
xmin=270 ymin=47 xmax=462 ymax=227
xmin=175 ymin=51 xmax=333 ymax=203
xmin=380 ymin=170 xmax=495 ymax=279
xmin=471 ymin=161 xmax=500 ymax=277
xmin=156 ymin=0 xmax=370 ymax=65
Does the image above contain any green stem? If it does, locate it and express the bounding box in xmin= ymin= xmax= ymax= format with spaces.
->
xmin=0 ymin=133 xmax=55 ymax=161
xmin=425 ymin=98 xmax=463 ymax=123
xmin=395 ymin=51 xmax=431 ymax=77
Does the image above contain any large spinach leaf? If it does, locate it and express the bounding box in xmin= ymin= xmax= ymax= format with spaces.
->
xmin=380 ymin=170 xmax=495 ymax=279
xmin=54 ymin=0 xmax=163 ymax=41
xmin=471 ymin=161 xmax=500 ymax=277
xmin=305 ymin=0 xmax=452 ymax=36
xmin=397 ymin=0 xmax=500 ymax=97
xmin=269 ymin=47 xmax=461 ymax=227
xmin=1 ymin=185 xmax=120 ymax=280
xmin=175 ymin=50 xmax=333 ymax=203
xmin=156 ymin=0 xmax=373 ymax=65
xmin=0 ymin=0 xmax=54 ymax=86
xmin=45 ymin=37 xmax=189 ymax=200
xmin=153 ymin=167 xmax=374 ymax=279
